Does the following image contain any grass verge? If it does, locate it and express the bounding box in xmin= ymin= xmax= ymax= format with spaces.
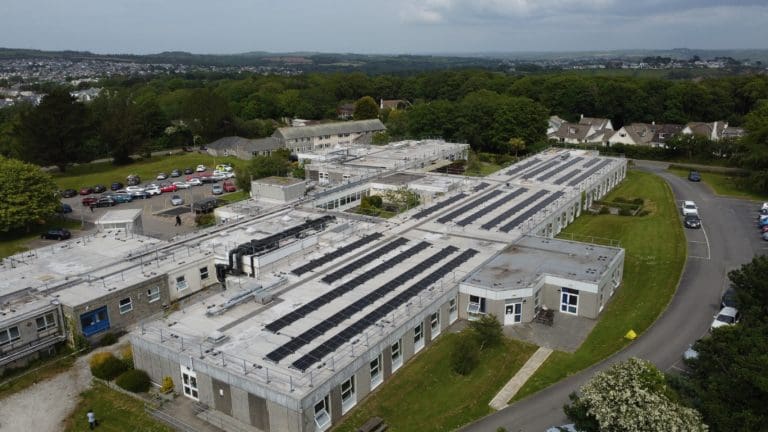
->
xmin=465 ymin=161 xmax=502 ymax=177
xmin=668 ymin=168 xmax=767 ymax=201
xmin=217 ymin=190 xmax=250 ymax=204
xmin=512 ymin=170 xmax=686 ymax=402
xmin=334 ymin=333 xmax=537 ymax=432
xmin=0 ymin=218 xmax=82 ymax=259
xmin=0 ymin=347 xmax=78 ymax=400
xmin=64 ymin=381 xmax=171 ymax=432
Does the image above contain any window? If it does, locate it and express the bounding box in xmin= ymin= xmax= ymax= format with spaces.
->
xmin=370 ymin=354 xmax=383 ymax=389
xmin=36 ymin=313 xmax=56 ymax=331
xmin=314 ymin=395 xmax=331 ymax=431
xmin=468 ymin=295 xmax=486 ymax=316
xmin=80 ymin=307 xmax=110 ymax=337
xmin=430 ymin=311 xmax=441 ymax=339
xmin=391 ymin=339 xmax=403 ymax=371
xmin=119 ymin=297 xmax=133 ymax=314
xmin=560 ymin=288 xmax=579 ymax=315
xmin=340 ymin=376 xmax=356 ymax=413
xmin=147 ymin=286 xmax=160 ymax=303
xmin=505 ymin=301 xmax=523 ymax=324
xmin=181 ymin=366 xmax=199 ymax=400
xmin=176 ymin=275 xmax=188 ymax=291
xmin=199 ymin=266 xmax=209 ymax=280
xmin=449 ymin=297 xmax=458 ymax=323
xmin=0 ymin=326 xmax=20 ymax=346
xmin=414 ymin=322 xmax=424 ymax=352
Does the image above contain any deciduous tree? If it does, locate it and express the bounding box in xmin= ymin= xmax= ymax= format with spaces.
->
xmin=353 ymin=96 xmax=380 ymax=120
xmin=0 ymin=156 xmax=60 ymax=232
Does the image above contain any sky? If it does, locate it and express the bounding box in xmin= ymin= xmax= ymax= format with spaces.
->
xmin=1 ymin=0 xmax=767 ymax=55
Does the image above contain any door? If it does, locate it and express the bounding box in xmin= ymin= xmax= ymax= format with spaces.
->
xmin=180 ymin=366 xmax=199 ymax=400
xmin=504 ymin=302 xmax=522 ymax=325
xmin=560 ymin=288 xmax=579 ymax=315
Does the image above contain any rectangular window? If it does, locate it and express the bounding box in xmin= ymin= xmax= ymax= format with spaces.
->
xmin=370 ymin=354 xmax=383 ymax=389
xmin=80 ymin=307 xmax=110 ymax=337
xmin=176 ymin=275 xmax=188 ymax=291
xmin=0 ymin=326 xmax=21 ymax=346
xmin=119 ymin=297 xmax=133 ymax=314
xmin=560 ymin=288 xmax=579 ymax=315
xmin=468 ymin=295 xmax=486 ymax=315
xmin=391 ymin=339 xmax=403 ymax=371
xmin=199 ymin=266 xmax=209 ymax=280
xmin=414 ymin=322 xmax=424 ymax=352
xmin=430 ymin=311 xmax=441 ymax=339
xmin=147 ymin=286 xmax=160 ymax=303
xmin=449 ymin=297 xmax=458 ymax=323
xmin=314 ymin=395 xmax=331 ymax=431
xmin=36 ymin=313 xmax=56 ymax=331
xmin=340 ymin=376 xmax=356 ymax=414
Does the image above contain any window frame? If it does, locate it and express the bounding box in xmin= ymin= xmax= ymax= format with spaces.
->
xmin=391 ymin=339 xmax=403 ymax=371
xmin=0 ymin=326 xmax=21 ymax=346
xmin=36 ymin=312 xmax=57 ymax=332
xmin=340 ymin=376 xmax=356 ymax=414
xmin=414 ymin=322 xmax=425 ymax=353
xmin=430 ymin=311 xmax=441 ymax=339
xmin=176 ymin=275 xmax=188 ymax=291
xmin=118 ymin=297 xmax=133 ymax=314
xmin=199 ymin=266 xmax=209 ymax=281
xmin=147 ymin=286 xmax=161 ymax=303
xmin=370 ymin=354 xmax=383 ymax=389
xmin=314 ymin=395 xmax=331 ymax=431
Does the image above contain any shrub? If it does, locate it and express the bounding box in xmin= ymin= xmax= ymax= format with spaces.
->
xmin=632 ymin=198 xmax=644 ymax=205
xmin=598 ymin=206 xmax=610 ymax=215
xmin=469 ymin=314 xmax=503 ymax=349
xmin=120 ymin=344 xmax=134 ymax=370
xmin=100 ymin=332 xmax=118 ymax=346
xmin=451 ymin=335 xmax=480 ymax=375
xmin=89 ymin=352 xmax=128 ymax=380
xmin=619 ymin=208 xmax=633 ymax=216
xmin=160 ymin=376 xmax=175 ymax=393
xmin=613 ymin=197 xmax=628 ymax=203
xmin=115 ymin=369 xmax=151 ymax=393
xmin=195 ymin=213 xmax=215 ymax=227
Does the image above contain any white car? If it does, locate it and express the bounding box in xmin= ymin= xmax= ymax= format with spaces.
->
xmin=156 ymin=172 xmax=169 ymax=180
xmin=681 ymin=200 xmax=698 ymax=216
xmin=711 ymin=306 xmax=740 ymax=330
xmin=125 ymin=186 xmax=145 ymax=193
xmin=213 ymin=170 xmax=235 ymax=179
xmin=186 ymin=178 xmax=203 ymax=187
xmin=170 ymin=195 xmax=184 ymax=206
xmin=196 ymin=164 xmax=207 ymax=172
xmin=172 ymin=181 xmax=190 ymax=189
xmin=145 ymin=184 xmax=162 ymax=196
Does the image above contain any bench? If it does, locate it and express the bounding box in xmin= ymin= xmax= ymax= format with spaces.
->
xmin=357 ymin=416 xmax=388 ymax=432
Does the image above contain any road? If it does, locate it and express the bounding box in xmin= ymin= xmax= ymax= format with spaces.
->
xmin=462 ymin=161 xmax=765 ymax=432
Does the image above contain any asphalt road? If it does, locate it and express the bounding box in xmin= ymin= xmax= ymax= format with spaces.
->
xmin=462 ymin=162 xmax=765 ymax=432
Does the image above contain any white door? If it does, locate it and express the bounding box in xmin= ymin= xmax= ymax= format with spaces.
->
xmin=504 ymin=302 xmax=522 ymax=325
xmin=180 ymin=366 xmax=199 ymax=400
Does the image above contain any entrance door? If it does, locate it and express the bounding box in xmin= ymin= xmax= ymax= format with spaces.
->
xmin=504 ymin=302 xmax=522 ymax=325
xmin=560 ymin=288 xmax=579 ymax=315
xmin=180 ymin=366 xmax=199 ymax=400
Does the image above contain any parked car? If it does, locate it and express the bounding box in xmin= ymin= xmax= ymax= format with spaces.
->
xmin=223 ymin=180 xmax=237 ymax=192
xmin=156 ymin=172 xmax=169 ymax=180
xmin=211 ymin=184 xmax=224 ymax=195
xmin=761 ymin=225 xmax=768 ymax=233
xmin=58 ymin=203 xmax=73 ymax=214
xmin=182 ymin=146 xmax=194 ymax=152
xmin=170 ymin=195 xmax=184 ymax=206
xmin=711 ymin=306 xmax=740 ymax=330
xmin=186 ymin=178 xmax=202 ymax=187
xmin=759 ymin=215 xmax=768 ymax=228
xmin=96 ymin=196 xmax=117 ymax=207
xmin=126 ymin=174 xmax=141 ymax=186
xmin=145 ymin=184 xmax=162 ymax=196
xmin=125 ymin=185 xmax=145 ymax=194
xmin=110 ymin=182 xmax=124 ymax=191
xmin=81 ymin=196 xmax=98 ymax=206
xmin=93 ymin=184 xmax=107 ymax=193
xmin=688 ymin=171 xmax=701 ymax=182
xmin=196 ymin=164 xmax=207 ymax=172
xmin=215 ymin=163 xmax=233 ymax=173
xmin=684 ymin=214 xmax=701 ymax=229
xmin=763 ymin=231 xmax=768 ymax=241
xmin=112 ymin=193 xmax=133 ymax=203
xmin=79 ymin=187 xmax=94 ymax=195
xmin=41 ymin=228 xmax=71 ymax=240
xmin=61 ymin=188 xmax=78 ymax=198
xmin=160 ymin=183 xmax=177 ymax=193
xmin=170 ymin=169 xmax=181 ymax=178
xmin=721 ymin=287 xmax=738 ymax=309
xmin=193 ymin=197 xmax=218 ymax=213
xmin=172 ymin=181 xmax=190 ymax=189
xmin=681 ymin=200 xmax=698 ymax=216
xmin=213 ymin=170 xmax=234 ymax=179
xmin=130 ymin=190 xmax=150 ymax=200
xmin=183 ymin=167 xmax=194 ymax=175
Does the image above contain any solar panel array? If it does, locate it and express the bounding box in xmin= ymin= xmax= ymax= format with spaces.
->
xmin=553 ymin=169 xmax=582 ymax=185
xmin=499 ymin=191 xmax=565 ymax=233
xmin=581 ymin=157 xmax=601 ymax=168
xmin=505 ymin=158 xmax=541 ymax=176
xmin=456 ymin=188 xmax=528 ymax=227
xmin=567 ymin=159 xmax=613 ymax=187
xmin=521 ymin=160 xmax=561 ymax=180
xmin=264 ymin=240 xmax=427 ymax=334
xmin=436 ymin=190 xmax=503 ymax=224
xmin=479 ymin=189 xmax=547 ymax=230
xmin=267 ymin=245 xmax=460 ymax=364
xmin=536 ymin=157 xmax=584 ymax=181
xmin=291 ymin=248 xmax=480 ymax=371
xmin=291 ymin=233 xmax=384 ymax=276
xmin=474 ymin=182 xmax=490 ymax=192
xmin=411 ymin=193 xmax=468 ymax=219
xmin=321 ymin=237 xmax=409 ymax=284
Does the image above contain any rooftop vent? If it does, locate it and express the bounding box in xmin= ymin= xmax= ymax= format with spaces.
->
xmin=207 ymin=331 xmax=229 ymax=345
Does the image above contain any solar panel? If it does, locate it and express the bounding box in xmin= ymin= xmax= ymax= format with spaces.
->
xmin=436 ymin=190 xmax=503 ymax=224
xmin=582 ymin=157 xmax=601 ymax=168
xmin=474 ymin=182 xmax=490 ymax=192
xmin=291 ymin=233 xmax=384 ymax=276
xmin=536 ymin=157 xmax=584 ymax=181
xmin=498 ymin=191 xmax=565 ymax=233
xmin=322 ymin=237 xmax=410 ymax=284
xmin=480 ymin=189 xmax=548 ymax=230
xmin=505 ymin=158 xmax=541 ymax=176
xmin=553 ymin=169 xmax=582 ymax=185
xmin=456 ymin=188 xmax=528 ymax=227
xmin=521 ymin=160 xmax=560 ymax=180
xmin=567 ymin=159 xmax=613 ymax=187
xmin=412 ymin=193 xmax=468 ymax=219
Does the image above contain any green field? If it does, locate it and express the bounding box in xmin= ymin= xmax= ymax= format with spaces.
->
xmin=64 ymin=382 xmax=171 ymax=432
xmin=513 ymin=170 xmax=686 ymax=401
xmin=334 ymin=333 xmax=537 ymax=432
xmin=668 ymin=168 xmax=767 ymax=201
xmin=52 ymin=153 xmax=241 ymax=191
xmin=0 ymin=218 xmax=82 ymax=259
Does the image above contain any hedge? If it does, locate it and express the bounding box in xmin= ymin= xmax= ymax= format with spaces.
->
xmin=115 ymin=369 xmax=151 ymax=393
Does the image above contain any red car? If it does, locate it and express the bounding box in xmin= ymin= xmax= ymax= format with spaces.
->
xmin=82 ymin=196 xmax=98 ymax=206
xmin=79 ymin=187 xmax=94 ymax=195
xmin=160 ymin=183 xmax=177 ymax=193
xmin=223 ymin=181 xmax=237 ymax=192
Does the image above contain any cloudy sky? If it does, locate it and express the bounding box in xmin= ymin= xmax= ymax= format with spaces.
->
xmin=2 ymin=0 xmax=766 ymax=54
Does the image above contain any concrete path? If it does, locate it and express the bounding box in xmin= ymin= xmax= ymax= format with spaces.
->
xmin=488 ymin=347 xmax=553 ymax=410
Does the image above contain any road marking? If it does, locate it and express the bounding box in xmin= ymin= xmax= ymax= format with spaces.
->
xmin=689 ymin=256 xmax=710 ymax=260
xmin=700 ymin=224 xmax=711 ymax=260
xmin=688 ymin=240 xmax=707 ymax=244
xmin=668 ymin=364 xmax=687 ymax=373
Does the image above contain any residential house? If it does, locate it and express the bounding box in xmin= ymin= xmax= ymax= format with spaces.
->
xmin=206 ymin=136 xmax=283 ymax=159
xmin=547 ymin=115 xmax=566 ymax=135
xmin=548 ymin=115 xmax=614 ymax=145
xmin=579 ymin=115 xmax=614 ymax=132
xmin=682 ymin=121 xmax=729 ymax=141
xmin=379 ymin=99 xmax=410 ymax=110
xmin=274 ymin=119 xmax=386 ymax=153
xmin=608 ymin=122 xmax=683 ymax=147
xmin=337 ymin=103 xmax=355 ymax=120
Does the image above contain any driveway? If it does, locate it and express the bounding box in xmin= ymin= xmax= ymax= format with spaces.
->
xmin=461 ymin=162 xmax=762 ymax=431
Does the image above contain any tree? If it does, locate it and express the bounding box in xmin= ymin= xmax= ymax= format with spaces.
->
xmin=564 ymin=358 xmax=707 ymax=432
xmin=14 ymin=87 xmax=93 ymax=171
xmin=0 ymin=156 xmax=60 ymax=232
xmin=450 ymin=333 xmax=480 ymax=375
xmin=235 ymin=150 xmax=291 ymax=192
xmin=93 ymin=91 xmax=153 ymax=164
xmin=382 ymin=187 xmax=420 ymax=213
xmin=507 ymin=137 xmax=526 ymax=158
xmin=353 ymin=96 xmax=379 ymax=120
xmin=468 ymin=314 xmax=503 ymax=349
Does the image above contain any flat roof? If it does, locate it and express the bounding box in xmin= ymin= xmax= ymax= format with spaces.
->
xmin=373 ymin=173 xmax=425 ymax=186
xmin=254 ymin=176 xmax=304 ymax=186
xmin=96 ymin=209 xmax=142 ymax=224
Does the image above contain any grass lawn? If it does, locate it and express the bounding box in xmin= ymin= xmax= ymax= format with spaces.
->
xmin=465 ymin=161 xmax=503 ymax=177
xmin=217 ymin=190 xmax=250 ymax=204
xmin=0 ymin=348 xmax=78 ymax=400
xmin=0 ymin=217 xmax=82 ymax=259
xmin=64 ymin=382 xmax=171 ymax=432
xmin=512 ymin=170 xmax=686 ymax=402
xmin=668 ymin=168 xmax=767 ymax=201
xmin=334 ymin=333 xmax=537 ymax=432
xmin=53 ymin=153 xmax=241 ymax=191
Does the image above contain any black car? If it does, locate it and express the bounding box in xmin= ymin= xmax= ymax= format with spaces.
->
xmin=111 ymin=182 xmax=124 ymax=191
xmin=93 ymin=184 xmax=107 ymax=193
xmin=41 ymin=228 xmax=71 ymax=240
xmin=193 ymin=197 xmax=219 ymax=213
xmin=721 ymin=287 xmax=738 ymax=309
xmin=130 ymin=190 xmax=150 ymax=199
xmin=688 ymin=171 xmax=701 ymax=182
xmin=684 ymin=214 xmax=701 ymax=229
xmin=96 ymin=196 xmax=117 ymax=207
xmin=170 ymin=169 xmax=181 ymax=177
xmin=183 ymin=167 xmax=194 ymax=175
xmin=61 ymin=188 xmax=78 ymax=198
xmin=126 ymin=174 xmax=141 ymax=186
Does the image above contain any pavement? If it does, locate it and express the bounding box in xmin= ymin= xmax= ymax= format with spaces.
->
xmin=489 ymin=347 xmax=553 ymax=410
xmin=461 ymin=161 xmax=765 ymax=432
